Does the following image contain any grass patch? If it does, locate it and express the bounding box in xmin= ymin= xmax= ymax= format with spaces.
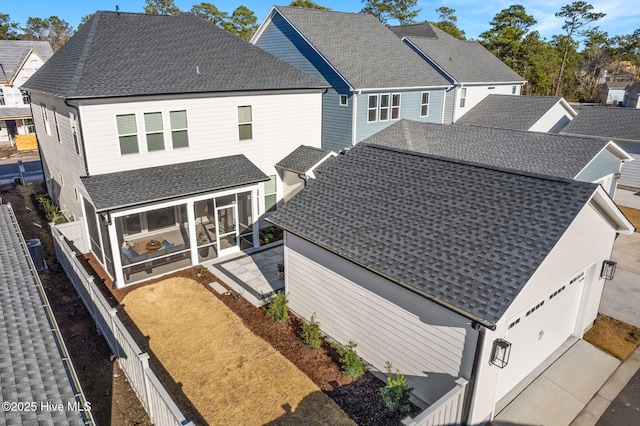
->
xmin=122 ymin=278 xmax=354 ymax=425
xmin=619 ymin=206 xmax=640 ymax=232
xmin=584 ymin=314 xmax=640 ymax=361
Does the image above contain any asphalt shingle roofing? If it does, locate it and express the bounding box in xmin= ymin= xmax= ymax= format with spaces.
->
xmin=276 ymin=145 xmax=332 ymax=174
xmin=268 ymin=143 xmax=597 ymax=326
xmin=363 ymin=119 xmax=609 ymax=179
xmin=0 ymin=40 xmax=53 ymax=83
xmin=561 ymin=106 xmax=640 ymax=142
xmin=23 ymin=11 xmax=326 ymax=99
xmin=0 ymin=205 xmax=86 ymax=424
xmin=273 ymin=7 xmax=449 ymax=89
xmin=456 ymin=94 xmax=566 ymax=130
xmin=81 ymin=155 xmax=268 ymax=212
xmin=391 ymin=23 xmax=524 ymax=84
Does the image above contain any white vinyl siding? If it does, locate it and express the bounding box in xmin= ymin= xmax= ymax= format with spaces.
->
xmin=238 ymin=105 xmax=253 ymax=140
xmin=144 ymin=112 xmax=164 ymax=151
xmin=116 ymin=114 xmax=139 ymax=155
xmin=420 ymin=92 xmax=430 ymax=117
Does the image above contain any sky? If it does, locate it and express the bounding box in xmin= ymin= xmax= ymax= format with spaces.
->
xmin=3 ymin=0 xmax=639 ymax=42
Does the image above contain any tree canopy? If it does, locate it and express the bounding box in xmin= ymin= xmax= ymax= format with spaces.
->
xmin=22 ymin=16 xmax=73 ymax=52
xmin=289 ymin=0 xmax=329 ymax=9
xmin=361 ymin=0 xmax=420 ymax=25
xmin=143 ymin=0 xmax=181 ymax=15
xmin=1 ymin=13 xmax=20 ymax=40
xmin=432 ymin=7 xmax=465 ymax=40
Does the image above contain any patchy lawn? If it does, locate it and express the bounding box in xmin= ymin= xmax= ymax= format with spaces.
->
xmin=620 ymin=206 xmax=640 ymax=232
xmin=584 ymin=314 xmax=640 ymax=360
xmin=121 ymin=278 xmax=355 ymax=425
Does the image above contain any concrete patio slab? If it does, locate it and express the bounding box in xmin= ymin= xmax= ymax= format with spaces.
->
xmin=610 ymin=232 xmax=640 ymax=275
xmin=600 ymin=268 xmax=640 ymax=328
xmin=494 ymin=340 xmax=619 ymax=426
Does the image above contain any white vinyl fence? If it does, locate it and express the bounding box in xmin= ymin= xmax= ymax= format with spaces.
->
xmin=402 ymin=378 xmax=468 ymax=426
xmin=52 ymin=225 xmax=193 ymax=426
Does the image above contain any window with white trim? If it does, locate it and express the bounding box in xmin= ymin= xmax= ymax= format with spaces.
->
xmin=512 ymin=85 xmax=517 ymax=94
xmin=459 ymin=88 xmax=467 ymax=108
xmin=238 ymin=106 xmax=252 ymax=140
xmin=52 ymin=107 xmax=61 ymax=143
xmin=380 ymin=94 xmax=390 ymax=121
xmin=391 ymin=93 xmax=400 ymax=119
xmin=170 ymin=110 xmax=189 ymax=148
xmin=420 ymin=92 xmax=430 ymax=117
xmin=116 ymin=114 xmax=139 ymax=155
xmin=41 ymin=105 xmax=51 ymax=135
xmin=70 ymin=113 xmax=80 ymax=155
xmin=21 ymin=90 xmax=30 ymax=105
xmin=367 ymin=95 xmax=378 ymax=122
xmin=339 ymin=95 xmax=348 ymax=106
xmin=0 ymin=88 xmax=4 ymax=105
xmin=264 ymin=175 xmax=277 ymax=212
xmin=144 ymin=112 xmax=165 ymax=151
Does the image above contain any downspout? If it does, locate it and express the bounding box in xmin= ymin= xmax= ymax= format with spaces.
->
xmin=462 ymin=321 xmax=485 ymax=425
xmin=351 ymin=90 xmax=360 ymax=146
xmin=64 ymin=99 xmax=90 ymax=176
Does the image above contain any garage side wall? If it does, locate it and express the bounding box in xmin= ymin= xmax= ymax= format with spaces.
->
xmin=284 ymin=233 xmax=477 ymax=406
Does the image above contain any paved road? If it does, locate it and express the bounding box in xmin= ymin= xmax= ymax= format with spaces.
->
xmin=597 ymin=370 xmax=640 ymax=425
xmin=0 ymin=159 xmax=43 ymax=184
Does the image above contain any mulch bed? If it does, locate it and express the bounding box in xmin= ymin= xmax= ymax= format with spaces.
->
xmin=584 ymin=313 xmax=640 ymax=360
xmin=620 ymin=206 xmax=640 ymax=232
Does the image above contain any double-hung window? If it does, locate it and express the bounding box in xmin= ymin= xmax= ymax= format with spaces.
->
xmin=238 ymin=106 xmax=252 ymax=140
xmin=116 ymin=114 xmax=139 ymax=155
xmin=41 ymin=105 xmax=51 ymax=135
xmin=420 ymin=92 xmax=430 ymax=117
xmin=52 ymin=107 xmax=61 ymax=142
xmin=459 ymin=88 xmax=467 ymax=108
xmin=70 ymin=113 xmax=80 ymax=155
xmin=339 ymin=95 xmax=348 ymax=106
xmin=379 ymin=94 xmax=390 ymax=121
xmin=264 ymin=175 xmax=277 ymax=212
xmin=391 ymin=93 xmax=401 ymax=119
xmin=367 ymin=95 xmax=378 ymax=122
xmin=21 ymin=90 xmax=30 ymax=105
xmin=144 ymin=112 xmax=164 ymax=151
xmin=170 ymin=110 xmax=189 ymax=148
xmin=512 ymin=85 xmax=517 ymax=95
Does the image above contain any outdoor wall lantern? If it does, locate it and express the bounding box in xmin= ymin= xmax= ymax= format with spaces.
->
xmin=490 ymin=338 xmax=511 ymax=369
xmin=614 ymin=172 xmax=622 ymax=180
xmin=601 ymin=260 xmax=617 ymax=280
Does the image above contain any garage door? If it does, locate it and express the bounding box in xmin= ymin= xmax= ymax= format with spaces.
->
xmin=618 ymin=142 xmax=640 ymax=190
xmin=496 ymin=270 xmax=586 ymax=400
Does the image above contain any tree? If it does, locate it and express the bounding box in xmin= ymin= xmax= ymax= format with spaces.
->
xmin=191 ymin=3 xmax=228 ymax=25
xmin=432 ymin=7 xmax=465 ymax=40
xmin=610 ymin=30 xmax=640 ymax=75
xmin=0 ymin=13 xmax=20 ymax=40
xmin=22 ymin=16 xmax=73 ymax=51
xmin=289 ymin=0 xmax=329 ymax=9
xmin=479 ymin=5 xmax=536 ymax=74
xmin=78 ymin=14 xmax=94 ymax=30
xmin=553 ymin=1 xmax=605 ymax=96
xmin=226 ymin=6 xmax=258 ymax=41
xmin=143 ymin=0 xmax=180 ymax=15
xmin=361 ymin=0 xmax=420 ymax=25
xmin=577 ymin=27 xmax=610 ymax=101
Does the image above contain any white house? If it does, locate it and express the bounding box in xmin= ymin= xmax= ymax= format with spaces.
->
xmin=455 ymin=94 xmax=577 ymax=133
xmin=390 ymin=23 xmax=526 ymax=123
xmin=267 ymin=142 xmax=634 ymax=424
xmin=0 ymin=40 xmax=52 ymax=145
xmin=23 ymin=11 xmax=326 ymax=287
xmin=624 ymin=81 xmax=640 ymax=108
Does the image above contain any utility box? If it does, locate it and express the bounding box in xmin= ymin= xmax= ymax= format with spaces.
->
xmin=26 ymin=238 xmax=47 ymax=272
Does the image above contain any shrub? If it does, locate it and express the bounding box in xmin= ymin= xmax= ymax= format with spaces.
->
xmin=340 ymin=341 xmax=365 ymax=377
xmin=266 ymin=291 xmax=289 ymax=322
xmin=380 ymin=361 xmax=412 ymax=413
xmin=33 ymin=186 xmax=62 ymax=223
xmin=301 ymin=313 xmax=322 ymax=350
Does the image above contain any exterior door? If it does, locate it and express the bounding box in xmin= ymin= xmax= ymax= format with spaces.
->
xmin=215 ymin=203 xmax=239 ymax=257
xmin=6 ymin=120 xmax=17 ymax=138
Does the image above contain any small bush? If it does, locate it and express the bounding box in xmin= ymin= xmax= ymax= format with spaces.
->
xmin=340 ymin=341 xmax=365 ymax=377
xmin=380 ymin=361 xmax=412 ymax=413
xmin=266 ymin=291 xmax=288 ymax=322
xmin=33 ymin=186 xmax=62 ymax=223
xmin=301 ymin=313 xmax=322 ymax=350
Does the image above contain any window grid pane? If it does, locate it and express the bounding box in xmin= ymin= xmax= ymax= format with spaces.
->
xmin=172 ymin=130 xmax=189 ymax=148
xmin=147 ymin=133 xmax=165 ymax=151
xmin=421 ymin=92 xmax=430 ymax=117
xmin=170 ymin=110 xmax=187 ymax=129
xmin=119 ymin=135 xmax=139 ymax=154
xmin=238 ymin=106 xmax=252 ymax=123
xmin=116 ymin=114 xmax=137 ymax=135
xmin=144 ymin=112 xmax=163 ymax=132
xmin=239 ymin=124 xmax=252 ymax=140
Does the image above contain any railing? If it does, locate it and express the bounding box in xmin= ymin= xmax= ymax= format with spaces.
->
xmin=402 ymin=378 xmax=469 ymax=426
xmin=52 ymin=225 xmax=193 ymax=426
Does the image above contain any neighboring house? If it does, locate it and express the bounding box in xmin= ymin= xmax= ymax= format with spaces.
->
xmin=624 ymin=81 xmax=640 ymax=108
xmin=23 ymin=11 xmax=327 ymax=287
xmin=601 ymin=80 xmax=629 ymax=105
xmin=363 ymin=119 xmax=632 ymax=197
xmin=0 ymin=40 xmax=53 ymax=145
xmin=267 ymin=142 xmax=633 ymax=424
xmin=455 ymin=94 xmax=577 ymax=133
xmin=390 ymin=23 xmax=526 ymax=123
xmin=562 ymin=106 xmax=640 ymax=190
xmin=251 ymin=7 xmax=451 ymax=152
xmin=275 ymin=145 xmax=335 ymax=202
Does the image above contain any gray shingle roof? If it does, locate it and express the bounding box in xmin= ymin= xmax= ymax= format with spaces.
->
xmin=0 ymin=106 xmax=31 ymax=119
xmin=0 ymin=205 xmax=87 ymax=425
xmin=561 ymin=106 xmax=640 ymax=142
xmin=456 ymin=94 xmax=566 ymax=130
xmin=391 ymin=23 xmax=524 ymax=83
xmin=267 ymin=143 xmax=597 ymax=326
xmin=276 ymin=145 xmax=332 ymax=174
xmin=363 ymin=119 xmax=609 ymax=179
xmin=273 ymin=7 xmax=450 ymax=89
xmin=23 ymin=11 xmax=326 ymax=99
xmin=0 ymin=40 xmax=53 ymax=83
xmin=82 ymin=155 xmax=268 ymax=212
xmin=389 ymin=22 xmax=438 ymax=39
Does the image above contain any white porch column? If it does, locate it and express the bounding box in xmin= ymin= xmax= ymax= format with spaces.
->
xmin=252 ymin=189 xmax=259 ymax=248
xmin=187 ymin=201 xmax=198 ymax=264
xmin=108 ymin=215 xmax=125 ymax=288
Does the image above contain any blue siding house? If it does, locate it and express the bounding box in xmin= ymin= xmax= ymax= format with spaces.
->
xmin=252 ymin=7 xmax=451 ymax=152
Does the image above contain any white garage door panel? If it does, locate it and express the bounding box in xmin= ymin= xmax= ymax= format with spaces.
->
xmin=496 ymin=271 xmax=586 ymax=400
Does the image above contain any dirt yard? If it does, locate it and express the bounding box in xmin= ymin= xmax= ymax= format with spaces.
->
xmin=584 ymin=314 xmax=640 ymax=360
xmin=620 ymin=206 xmax=640 ymax=232
xmin=121 ymin=278 xmax=355 ymax=425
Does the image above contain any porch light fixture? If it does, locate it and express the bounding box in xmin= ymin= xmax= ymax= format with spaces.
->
xmin=490 ymin=338 xmax=511 ymax=369
xmin=601 ymin=260 xmax=617 ymax=280
xmin=614 ymin=172 xmax=622 ymax=180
